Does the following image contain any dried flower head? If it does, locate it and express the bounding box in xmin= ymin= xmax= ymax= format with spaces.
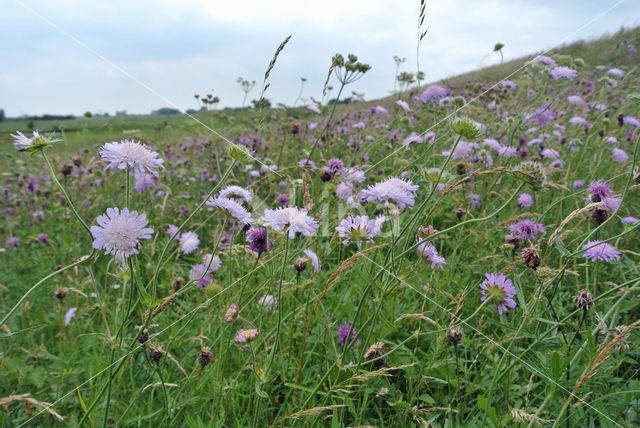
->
xmin=148 ymin=344 xmax=165 ymax=363
xmin=364 ymin=342 xmax=387 ymax=367
xmin=573 ymin=289 xmax=594 ymax=311
xmin=198 ymin=347 xmax=214 ymax=368
xmin=446 ymin=327 xmax=463 ymax=345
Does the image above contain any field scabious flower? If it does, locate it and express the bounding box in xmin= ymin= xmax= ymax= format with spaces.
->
xmin=518 ymin=193 xmax=533 ymax=208
xmin=5 ymin=237 xmax=19 ymax=250
xmin=179 ymin=231 xmax=200 ymax=254
xmin=166 ymin=224 xmax=179 ymax=239
xmin=303 ymin=249 xmax=320 ymax=272
xmin=420 ymin=85 xmax=450 ymax=102
xmin=64 ymin=307 xmax=77 ymax=326
xmin=417 ymin=241 xmax=446 ymax=269
xmin=219 ymin=185 xmax=252 ymax=203
xmin=582 ymin=241 xmax=620 ymax=262
xmin=612 ymin=147 xmax=628 ymax=163
xmin=261 ymin=207 xmax=319 ymax=239
xmin=206 ymin=197 xmax=253 ymax=224
xmin=508 ymin=219 xmax=546 ymax=241
xmin=479 ymin=273 xmax=517 ymax=315
xmin=467 ymin=193 xmax=481 ymax=208
xmin=99 ymin=138 xmax=164 ymax=177
xmin=360 ymin=177 xmax=419 ymax=209
xmin=246 ymin=227 xmax=273 ymax=253
xmin=257 ymin=294 xmax=277 ymax=313
xmin=335 ymin=215 xmax=386 ymax=247
xmin=91 ymin=207 xmax=153 ymax=264
xmin=11 ymin=130 xmax=60 ymax=152
xmin=337 ymin=321 xmax=361 ymax=348
xmin=234 ymin=329 xmax=259 ymax=344
xmin=621 ymin=216 xmax=639 ymax=225
xmin=550 ymin=66 xmax=577 ymax=80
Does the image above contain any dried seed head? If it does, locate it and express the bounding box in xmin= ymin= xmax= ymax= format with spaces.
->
xmin=198 ymin=347 xmax=213 ymax=368
xmin=446 ymin=327 xmax=463 ymax=345
xmin=172 ymin=277 xmax=185 ymax=292
xmin=294 ymin=257 xmax=308 ymax=273
xmin=61 ymin=164 xmax=73 ymax=177
xmin=54 ymin=288 xmax=67 ymax=301
xmin=364 ymin=342 xmax=387 ymax=367
xmin=138 ymin=329 xmax=150 ymax=345
xmin=148 ymin=344 xmax=165 ymax=363
xmin=590 ymin=208 xmax=609 ymax=225
xmin=521 ymin=246 xmax=541 ymax=270
xmin=455 ymin=162 xmax=466 ymax=175
xmin=505 ymin=234 xmax=520 ymax=250
xmin=573 ymin=289 xmax=594 ymax=311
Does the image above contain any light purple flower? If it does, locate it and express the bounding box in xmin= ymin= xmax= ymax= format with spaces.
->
xmin=550 ymin=66 xmax=577 ymax=80
xmin=479 ymin=273 xmax=517 ymax=315
xmin=307 ymin=104 xmax=321 ymax=114
xmin=467 ymin=193 xmax=481 ymax=208
xmin=341 ymin=168 xmax=366 ymax=183
xmin=534 ymin=55 xmax=557 ymax=67
xmin=99 ymin=138 xmax=164 ymax=177
xmin=206 ymin=197 xmax=253 ymax=224
xmin=257 ymin=294 xmax=277 ymax=313
xmin=336 ymin=182 xmax=354 ymax=201
xmin=622 ymin=216 xmax=639 ymax=225
xmin=219 ymin=185 xmax=252 ymax=204
xmin=64 ymin=307 xmax=77 ymax=326
xmin=303 ymin=248 xmax=321 ymax=272
xmin=166 ymin=224 xmax=179 ymax=239
xmin=417 ymin=241 xmax=446 ymax=269
xmin=359 ymin=177 xmax=419 ymax=209
xmin=337 ymin=321 xmax=361 ymax=348
xmin=179 ymin=231 xmax=200 ymax=254
xmin=90 ymin=207 xmax=153 ymax=264
xmin=134 ymin=174 xmax=156 ymax=193
xmin=395 ymin=100 xmax=410 ymax=112
xmin=261 ymin=207 xmax=319 ymax=239
xmin=612 ymin=148 xmax=628 ymax=163
xmin=234 ymin=329 xmax=259 ymax=343
xmin=583 ymin=241 xmax=620 ymax=263
xmin=5 ymin=237 xmax=19 ymax=250
xmin=420 ymin=85 xmax=450 ymax=102
xmin=572 ymin=180 xmax=586 ymax=189
xmin=298 ymin=159 xmax=317 ymax=170
xmin=518 ymin=193 xmax=533 ymax=209
xmin=509 ymin=219 xmax=546 ymax=241
xmin=335 ymin=215 xmax=386 ymax=247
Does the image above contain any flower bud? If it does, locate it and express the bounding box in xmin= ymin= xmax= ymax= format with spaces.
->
xmin=446 ymin=327 xmax=463 ymax=345
xmin=148 ymin=344 xmax=165 ymax=363
xmin=573 ymin=289 xmax=594 ymax=311
xmin=198 ymin=347 xmax=213 ymax=368
xmin=227 ymin=144 xmax=253 ymax=164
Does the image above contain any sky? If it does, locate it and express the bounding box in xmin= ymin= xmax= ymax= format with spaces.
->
xmin=1 ymin=0 xmax=638 ymax=117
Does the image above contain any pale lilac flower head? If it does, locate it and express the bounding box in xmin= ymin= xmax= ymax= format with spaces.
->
xmin=550 ymin=66 xmax=577 ymax=80
xmin=99 ymin=138 xmax=164 ymax=177
xmin=442 ymin=140 xmax=478 ymax=159
xmin=534 ymin=55 xmax=557 ymax=67
xmin=335 ymin=215 xmax=386 ymax=247
xmin=307 ymin=104 xmax=321 ymax=114
xmin=337 ymin=321 xmax=361 ymax=348
xmin=298 ymin=159 xmax=317 ymax=170
xmin=417 ymin=241 xmax=446 ymax=269
xmin=10 ymin=130 xmax=60 ymax=152
xmin=359 ymin=177 xmax=419 ymax=209
xmin=572 ymin=180 xmax=586 ymax=189
xmin=341 ymin=168 xmax=366 ymax=183
xmin=134 ymin=174 xmax=156 ymax=193
xmin=261 ymin=206 xmax=319 ymax=239
xmin=206 ymin=196 xmax=253 ymax=224
xmin=479 ymin=273 xmax=517 ymax=315
xmin=621 ymin=216 xmax=639 ymax=225
xmin=219 ymin=185 xmax=252 ymax=204
xmin=303 ymin=248 xmax=321 ymax=272
xmin=569 ymin=116 xmax=589 ymax=126
xmin=245 ymin=227 xmax=273 ymax=253
xmin=326 ymin=158 xmax=345 ymax=174
xmin=541 ymin=148 xmax=560 ymax=159
xmin=567 ymin=95 xmax=583 ymax=105
xmin=189 ymin=264 xmax=212 ymax=289
xmin=604 ymin=136 xmax=618 ymax=144
xmin=166 ymin=224 xmax=179 ymax=239
xmin=224 ymin=303 xmax=239 ymax=323
xmin=336 ymin=181 xmax=354 ymax=201
xmin=395 ymin=99 xmax=410 ymax=112
xmin=179 ymin=231 xmax=200 ymax=254
xmin=623 ymin=116 xmax=640 ymax=128
xmin=64 ymin=307 xmax=77 ymax=326
xmin=518 ymin=193 xmax=533 ymax=209
xmin=608 ymin=68 xmax=624 ymax=77
xmin=5 ymin=237 xmax=19 ymax=250
xmin=257 ymin=294 xmax=277 ymax=313
xmin=467 ymin=193 xmax=481 ymax=208
xmin=370 ymin=105 xmax=388 ymax=115
xmin=420 ymin=85 xmax=451 ymax=102
xmin=234 ymin=329 xmax=259 ymax=343
xmin=91 ymin=207 xmax=153 ymax=264
xmin=612 ymin=148 xmax=628 ymax=163
xmin=582 ymin=241 xmax=620 ymax=263
xmin=508 ymin=219 xmax=546 ymax=241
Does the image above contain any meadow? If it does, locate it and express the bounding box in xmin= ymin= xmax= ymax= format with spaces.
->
xmin=1 ymin=28 xmax=639 ymax=427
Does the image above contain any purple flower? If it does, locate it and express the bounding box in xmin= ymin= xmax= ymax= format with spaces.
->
xmin=441 ymin=140 xmax=478 ymax=159
xmin=90 ymin=207 xmax=153 ymax=264
xmin=335 ymin=215 xmax=386 ymax=247
xmin=298 ymin=159 xmax=317 ymax=170
xmin=360 ymin=177 xmax=419 ymax=209
xmin=224 ymin=303 xmax=239 ymax=323
xmin=623 ymin=116 xmax=640 ymax=128
xmin=612 ymin=148 xmax=628 ymax=163
xmin=336 ymin=182 xmax=354 ymax=201
xmin=245 ymin=227 xmax=273 ymax=254
xmin=550 ymin=66 xmax=577 ymax=80
xmin=622 ymin=216 xmax=639 ymax=225
xmin=64 ymin=307 xmax=77 ymax=326
xmin=276 ymin=193 xmax=289 ymax=207
xmin=518 ymin=193 xmax=533 ymax=209
xmin=234 ymin=329 xmax=259 ymax=343
xmin=326 ymin=158 xmax=345 ymax=174
xmin=307 ymin=104 xmax=321 ymax=114
xmin=467 ymin=193 xmax=481 ymax=208
xmin=219 ymin=185 xmax=252 ymax=204
xmin=134 ymin=174 xmax=156 ymax=193
xmin=179 ymin=231 xmax=200 ymax=254
xmin=572 ymin=180 xmax=586 ymax=189
xmin=589 ymin=180 xmax=613 ymax=200
xmin=261 ymin=207 xmax=319 ymax=239
xmin=534 ymin=55 xmax=557 ymax=67
xmin=420 ymin=85 xmax=450 ymax=102
xmin=582 ymin=241 xmax=620 ymax=263
xmin=206 ymin=197 xmax=253 ymax=224
xmin=99 ymin=138 xmax=164 ymax=177
xmin=337 ymin=321 xmax=361 ymax=348
xmin=166 ymin=224 xmax=179 ymax=239
xmin=416 ymin=241 xmax=446 ymax=269
xmin=303 ymin=249 xmax=320 ymax=272
xmin=479 ymin=273 xmax=517 ymax=315
xmin=5 ymin=236 xmax=19 ymax=250
xmin=509 ymin=219 xmax=546 ymax=241
xmin=38 ymin=233 xmax=49 ymax=245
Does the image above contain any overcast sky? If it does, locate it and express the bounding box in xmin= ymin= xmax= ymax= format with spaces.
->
xmin=1 ymin=0 xmax=638 ymax=117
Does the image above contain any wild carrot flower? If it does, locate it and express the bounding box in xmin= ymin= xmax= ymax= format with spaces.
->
xmin=246 ymin=227 xmax=273 ymax=253
xmin=261 ymin=207 xmax=319 ymax=239
xmin=179 ymin=231 xmax=200 ymax=254
xmin=99 ymin=138 xmax=164 ymax=177
xmin=335 ymin=215 xmax=386 ymax=247
xmin=479 ymin=273 xmax=517 ymax=315
xmin=91 ymin=207 xmax=153 ymax=264
xmin=206 ymin=197 xmax=253 ymax=224
xmin=234 ymin=329 xmax=259 ymax=343
xmin=360 ymin=177 xmax=419 ymax=209
xmin=582 ymin=241 xmax=620 ymax=262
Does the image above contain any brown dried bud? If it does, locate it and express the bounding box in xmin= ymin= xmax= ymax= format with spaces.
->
xmin=138 ymin=329 xmax=150 ymax=345
xmin=455 ymin=208 xmax=464 ymax=220
xmin=172 ymin=277 xmax=185 ymax=292
xmin=294 ymin=257 xmax=308 ymax=273
xmin=198 ymin=347 xmax=213 ymax=368
xmin=291 ymin=122 xmax=301 ymax=135
xmin=591 ymin=208 xmax=609 ymax=226
xmin=505 ymin=234 xmax=520 ymax=250
xmin=148 ymin=344 xmax=165 ymax=363
xmin=446 ymin=327 xmax=463 ymax=345
xmin=61 ymin=164 xmax=73 ymax=177
xmin=573 ymin=289 xmax=594 ymax=311
xmin=521 ymin=246 xmax=541 ymax=270
xmin=455 ymin=162 xmax=466 ymax=175
xmin=364 ymin=342 xmax=387 ymax=367
xmin=54 ymin=288 xmax=67 ymax=301
xmin=320 ymin=171 xmax=332 ymax=182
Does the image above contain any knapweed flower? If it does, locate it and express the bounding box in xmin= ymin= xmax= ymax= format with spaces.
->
xmin=518 ymin=193 xmax=533 ymax=208
xmin=99 ymin=138 xmax=164 ymax=177
xmin=303 ymin=249 xmax=320 ymax=272
xmin=10 ymin=130 xmax=60 ymax=152
xmin=479 ymin=273 xmax=517 ymax=315
xmin=261 ymin=207 xmax=319 ymax=239
xmin=219 ymin=185 xmax=252 ymax=204
xmin=360 ymin=177 xmax=419 ymax=209
xmin=337 ymin=321 xmax=361 ymax=348
xmin=38 ymin=233 xmax=49 ymax=245
xmin=64 ymin=307 xmax=77 ymax=326
xmin=582 ymin=241 xmax=620 ymax=263
xmin=179 ymin=231 xmax=200 ymax=254
xmin=417 ymin=241 xmax=446 ymax=269
xmin=245 ymin=227 xmax=273 ymax=253
xmin=224 ymin=303 xmax=239 ymax=323
xmin=206 ymin=197 xmax=253 ymax=224
xmin=234 ymin=329 xmax=259 ymax=344
xmin=257 ymin=294 xmax=277 ymax=313
xmin=509 ymin=219 xmax=546 ymax=241
xmin=91 ymin=207 xmax=153 ymax=264
xmin=335 ymin=215 xmax=386 ymax=247
xmin=550 ymin=66 xmax=577 ymax=80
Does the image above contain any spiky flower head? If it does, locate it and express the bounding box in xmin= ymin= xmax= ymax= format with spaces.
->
xmin=260 ymin=206 xmax=319 ymax=239
xmin=10 ymin=130 xmax=60 ymax=153
xmin=99 ymin=138 xmax=164 ymax=177
xmin=90 ymin=207 xmax=153 ymax=265
xmin=335 ymin=215 xmax=386 ymax=247
xmin=582 ymin=240 xmax=620 ymax=263
xmin=227 ymin=143 xmax=253 ymax=163
xmin=573 ymin=290 xmax=594 ymax=311
xmin=450 ymin=117 xmax=482 ymax=140
xmin=479 ymin=273 xmax=517 ymax=315
xmin=446 ymin=327 xmax=463 ymax=345
xmin=514 ymin=160 xmax=547 ymax=190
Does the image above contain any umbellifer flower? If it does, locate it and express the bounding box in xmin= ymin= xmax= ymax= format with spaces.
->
xmin=99 ymin=138 xmax=164 ymax=177
xmin=91 ymin=207 xmax=153 ymax=264
xmin=479 ymin=273 xmax=517 ymax=315
xmin=582 ymin=240 xmax=620 ymax=263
